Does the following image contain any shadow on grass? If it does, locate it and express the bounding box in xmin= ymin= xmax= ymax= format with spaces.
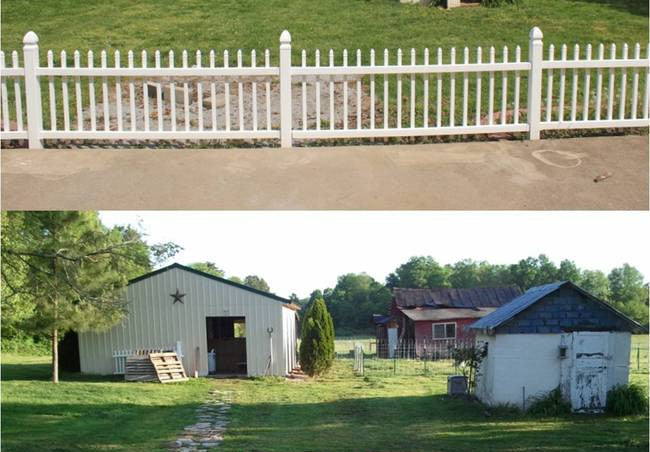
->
xmin=1 ymin=361 xmax=121 ymax=382
xmin=217 ymin=394 xmax=649 ymax=452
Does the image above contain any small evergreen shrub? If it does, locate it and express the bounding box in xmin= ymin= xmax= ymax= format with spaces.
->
xmin=606 ymin=384 xmax=649 ymax=416
xmin=527 ymin=387 xmax=571 ymax=416
xmin=299 ymin=298 xmax=335 ymax=376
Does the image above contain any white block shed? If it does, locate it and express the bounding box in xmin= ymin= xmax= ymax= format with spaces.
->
xmin=78 ymin=263 xmax=299 ymax=377
xmin=469 ymin=281 xmax=644 ymax=412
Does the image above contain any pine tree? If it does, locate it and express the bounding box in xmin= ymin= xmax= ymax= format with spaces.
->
xmin=299 ymin=298 xmax=335 ymax=376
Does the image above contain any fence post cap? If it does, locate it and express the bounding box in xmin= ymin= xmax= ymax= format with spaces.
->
xmin=280 ymin=30 xmax=291 ymax=44
xmin=529 ymin=27 xmax=543 ymax=41
xmin=23 ymin=31 xmax=39 ymax=45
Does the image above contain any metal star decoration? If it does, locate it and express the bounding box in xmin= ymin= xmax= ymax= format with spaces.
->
xmin=170 ymin=288 xmax=186 ymax=304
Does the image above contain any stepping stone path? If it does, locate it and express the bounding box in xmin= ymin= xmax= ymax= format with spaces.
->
xmin=169 ymin=389 xmax=232 ymax=451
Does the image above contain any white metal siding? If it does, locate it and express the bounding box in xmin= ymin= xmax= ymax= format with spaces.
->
xmin=78 ymin=267 xmax=292 ymax=376
xmin=475 ymin=332 xmax=632 ymax=410
xmin=282 ymin=306 xmax=297 ymax=374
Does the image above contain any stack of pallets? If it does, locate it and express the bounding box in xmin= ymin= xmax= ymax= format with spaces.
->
xmin=124 ymin=352 xmax=188 ymax=383
xmin=149 ymin=352 xmax=188 ymax=383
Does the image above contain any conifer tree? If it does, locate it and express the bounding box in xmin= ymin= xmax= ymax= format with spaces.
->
xmin=299 ymin=298 xmax=335 ymax=376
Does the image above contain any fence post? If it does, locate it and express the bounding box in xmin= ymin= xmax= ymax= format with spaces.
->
xmin=22 ymin=31 xmax=43 ymax=149
xmin=527 ymin=27 xmax=543 ymax=141
xmin=279 ymin=30 xmax=292 ymax=148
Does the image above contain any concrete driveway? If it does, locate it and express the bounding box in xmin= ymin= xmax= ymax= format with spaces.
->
xmin=1 ymin=135 xmax=647 ymax=210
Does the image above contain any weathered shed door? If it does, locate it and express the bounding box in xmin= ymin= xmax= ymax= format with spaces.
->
xmin=570 ymin=332 xmax=608 ymax=412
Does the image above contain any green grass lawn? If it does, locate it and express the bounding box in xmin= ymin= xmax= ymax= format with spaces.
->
xmin=1 ymin=0 xmax=648 ymax=56
xmin=2 ymin=336 xmax=648 ymax=452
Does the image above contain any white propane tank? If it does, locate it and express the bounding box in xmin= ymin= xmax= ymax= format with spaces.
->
xmin=208 ymin=349 xmax=216 ymax=374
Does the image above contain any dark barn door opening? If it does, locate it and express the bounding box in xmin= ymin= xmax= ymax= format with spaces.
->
xmin=205 ymin=316 xmax=247 ymax=375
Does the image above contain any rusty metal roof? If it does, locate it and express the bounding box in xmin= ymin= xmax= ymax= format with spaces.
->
xmin=401 ymin=307 xmax=498 ymax=322
xmin=393 ymin=286 xmax=522 ymax=309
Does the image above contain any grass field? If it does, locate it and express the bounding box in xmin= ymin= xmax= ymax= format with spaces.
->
xmin=2 ymin=336 xmax=648 ymax=452
xmin=1 ymin=0 xmax=647 ymax=56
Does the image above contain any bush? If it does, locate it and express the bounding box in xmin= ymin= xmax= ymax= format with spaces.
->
xmin=527 ymin=387 xmax=571 ymax=416
xmin=606 ymin=384 xmax=649 ymax=416
xmin=299 ymin=298 xmax=335 ymax=376
xmin=1 ymin=335 xmax=51 ymax=355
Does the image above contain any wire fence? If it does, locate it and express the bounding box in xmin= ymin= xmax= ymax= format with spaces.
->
xmin=342 ymin=337 xmax=648 ymax=378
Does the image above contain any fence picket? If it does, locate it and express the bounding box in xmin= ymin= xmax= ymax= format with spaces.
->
xmin=224 ymin=50 xmax=230 ymax=131
xmin=168 ymin=50 xmax=176 ymax=132
xmin=238 ymin=50 xmax=244 ymax=130
xmin=546 ymin=45 xmax=554 ymax=122
xmin=582 ymin=44 xmax=591 ymax=120
xmin=315 ymin=49 xmax=321 ymax=130
xmin=607 ymin=44 xmax=616 ymax=120
xmin=343 ymin=49 xmax=349 ymax=129
xmin=73 ymin=50 xmax=82 ymax=131
xmin=450 ymin=47 xmax=456 ymax=127
xmin=301 ymin=49 xmax=307 ymax=130
xmin=501 ymin=46 xmax=508 ymax=125
xmin=115 ymin=50 xmax=123 ymax=131
xmin=252 ymin=49 xmax=258 ymax=131
xmin=128 ymin=51 xmax=135 ymax=131
xmin=595 ymin=44 xmax=604 ymax=121
xmin=330 ymin=49 xmax=335 ymax=130
xmin=370 ymin=48 xmax=375 ymax=129
xmin=265 ymin=49 xmax=272 ymax=130
xmin=142 ymin=50 xmax=149 ymax=131
xmin=475 ymin=46 xmax=482 ymax=125
xmin=357 ymin=48 xmax=363 ymax=129
xmin=643 ymin=46 xmax=649 ymax=120
xmin=196 ymin=50 xmax=203 ymax=131
xmin=436 ymin=47 xmax=442 ymax=127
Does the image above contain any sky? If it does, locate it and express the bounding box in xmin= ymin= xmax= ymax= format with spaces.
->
xmin=99 ymin=211 xmax=650 ymax=299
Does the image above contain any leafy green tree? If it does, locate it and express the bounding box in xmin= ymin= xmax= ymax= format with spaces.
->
xmin=608 ymin=264 xmax=649 ymax=324
xmin=579 ymin=270 xmax=610 ymax=300
xmin=1 ymin=211 xmax=180 ymax=383
xmin=386 ymin=256 xmax=450 ymax=289
xmin=243 ymin=275 xmax=270 ymax=292
xmin=299 ymin=298 xmax=335 ymax=376
xmin=324 ymin=273 xmax=391 ymax=332
xmin=188 ymin=262 xmax=225 ymax=277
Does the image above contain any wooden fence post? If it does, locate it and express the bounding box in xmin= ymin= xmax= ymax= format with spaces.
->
xmin=527 ymin=27 xmax=543 ymax=140
xmin=22 ymin=31 xmax=43 ymax=149
xmin=279 ymin=30 xmax=292 ymax=148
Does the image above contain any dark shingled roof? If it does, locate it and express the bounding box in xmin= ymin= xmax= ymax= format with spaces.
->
xmin=469 ymin=281 xmax=646 ymax=333
xmin=393 ymin=286 xmax=522 ymax=310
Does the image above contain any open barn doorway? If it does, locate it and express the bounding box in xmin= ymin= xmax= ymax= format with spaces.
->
xmin=205 ymin=316 xmax=247 ymax=376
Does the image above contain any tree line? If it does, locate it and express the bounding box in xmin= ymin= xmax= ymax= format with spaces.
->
xmin=306 ymin=255 xmax=649 ymax=333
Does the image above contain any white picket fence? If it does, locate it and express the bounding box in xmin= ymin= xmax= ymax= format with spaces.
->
xmin=112 ymin=341 xmax=183 ymax=374
xmin=1 ymin=28 xmax=648 ymax=148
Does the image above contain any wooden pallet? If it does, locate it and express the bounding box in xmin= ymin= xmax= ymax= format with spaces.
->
xmin=149 ymin=352 xmax=188 ymax=383
xmin=124 ymin=355 xmax=158 ymax=382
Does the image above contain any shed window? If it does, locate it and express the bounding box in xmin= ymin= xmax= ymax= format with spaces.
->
xmin=433 ymin=322 xmax=456 ymax=340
